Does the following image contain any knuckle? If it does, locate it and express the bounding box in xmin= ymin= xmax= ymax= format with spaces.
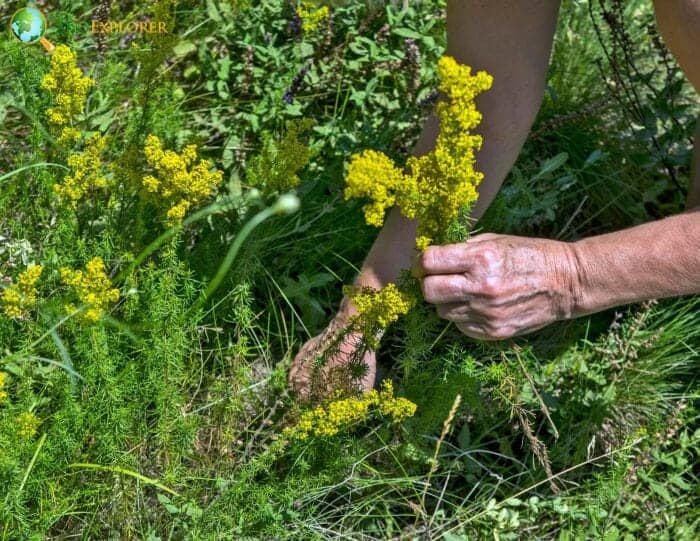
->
xmin=449 ymin=278 xmax=468 ymax=300
xmin=420 ymin=248 xmax=436 ymax=271
xmin=420 ymin=277 xmax=435 ymax=303
xmin=481 ymin=305 xmax=508 ymax=323
xmin=488 ymin=325 xmax=515 ymax=341
xmin=479 ymin=278 xmax=502 ymax=298
xmin=477 ymin=245 xmax=499 ymax=266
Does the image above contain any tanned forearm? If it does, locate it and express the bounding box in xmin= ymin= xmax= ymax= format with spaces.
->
xmin=571 ymin=208 xmax=700 ymax=315
xmin=342 ymin=1 xmax=561 ymax=315
xmin=687 ymin=115 xmax=700 ymax=209
xmin=575 ymin=108 xmax=700 ymax=313
xmin=341 ymin=116 xmax=437 ymax=315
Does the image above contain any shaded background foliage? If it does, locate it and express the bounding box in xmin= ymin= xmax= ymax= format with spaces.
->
xmin=0 ymin=0 xmax=698 ymax=539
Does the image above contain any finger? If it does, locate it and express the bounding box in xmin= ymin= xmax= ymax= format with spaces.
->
xmin=412 ymin=244 xmax=474 ymax=277
xmin=435 ymin=302 xmax=486 ymax=323
xmin=412 ymin=234 xmax=501 ymax=277
xmin=421 ymin=274 xmax=479 ymax=304
xmin=455 ymin=321 xmax=494 ymax=340
xmin=455 ymin=321 xmax=516 ymax=341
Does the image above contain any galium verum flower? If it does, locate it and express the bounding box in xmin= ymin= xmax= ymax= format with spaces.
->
xmin=344 ymin=283 xmax=415 ymax=348
xmin=297 ymin=1 xmax=330 ymax=33
xmin=284 ymin=379 xmax=417 ymax=440
xmin=16 ymin=412 xmax=40 ymax=439
xmin=60 ymin=257 xmax=119 ymax=323
xmin=142 ymin=135 xmax=224 ymax=225
xmin=0 ymin=371 xmax=8 ymax=404
xmin=41 ymin=45 xmax=95 ymax=146
xmin=344 ymin=55 xmax=493 ymax=251
xmin=1 ymin=264 xmax=43 ymax=319
xmin=54 ymin=133 xmax=109 ymax=207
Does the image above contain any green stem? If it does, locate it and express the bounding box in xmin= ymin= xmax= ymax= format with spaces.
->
xmin=68 ymin=463 xmax=179 ymax=496
xmin=18 ymin=433 xmax=47 ymax=494
xmin=187 ymin=205 xmax=280 ymax=317
xmin=0 ymin=162 xmax=69 ymax=184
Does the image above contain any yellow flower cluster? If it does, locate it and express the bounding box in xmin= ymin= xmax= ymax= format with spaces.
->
xmin=286 ymin=379 xmax=416 ymax=440
xmin=54 ymin=133 xmax=108 ymax=207
xmin=346 ymin=283 xmax=415 ymax=347
xmin=0 ymin=372 xmax=7 ymax=404
xmin=297 ymin=1 xmax=330 ymax=33
xmin=60 ymin=257 xmax=120 ymax=322
xmin=376 ymin=380 xmax=418 ymax=422
xmin=16 ymin=412 xmax=40 ymax=439
xmin=41 ymin=45 xmax=95 ymax=146
xmin=344 ymin=150 xmax=405 ymax=227
xmin=1 ymin=265 xmax=43 ymax=319
xmin=344 ymin=56 xmax=493 ymax=250
xmin=142 ymin=134 xmax=224 ymax=225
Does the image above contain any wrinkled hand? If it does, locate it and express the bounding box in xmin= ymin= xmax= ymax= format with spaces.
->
xmin=288 ymin=313 xmax=376 ymax=397
xmin=413 ymin=233 xmax=582 ymax=340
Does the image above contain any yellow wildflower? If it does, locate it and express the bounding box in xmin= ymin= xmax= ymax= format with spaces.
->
xmin=58 ymin=127 xmax=82 ymax=147
xmin=16 ymin=412 xmax=40 ymax=439
xmin=60 ymin=257 xmax=120 ymax=323
xmin=41 ymin=45 xmax=95 ymax=146
xmin=376 ymin=379 xmax=417 ymax=422
xmin=344 ymin=56 xmax=493 ymax=250
xmin=285 ymin=379 xmax=416 ymax=440
xmin=344 ymin=150 xmax=405 ymax=227
xmin=0 ymin=371 xmax=8 ymax=404
xmin=54 ymin=133 xmax=109 ymax=208
xmin=346 ymin=283 xmax=415 ymax=347
xmin=297 ymin=1 xmax=330 ymax=33
xmin=1 ymin=264 xmax=43 ymax=319
xmin=142 ymin=134 xmax=223 ymax=225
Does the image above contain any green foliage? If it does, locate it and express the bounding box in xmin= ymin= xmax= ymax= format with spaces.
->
xmin=246 ymin=118 xmax=315 ymax=195
xmin=0 ymin=0 xmax=698 ymax=539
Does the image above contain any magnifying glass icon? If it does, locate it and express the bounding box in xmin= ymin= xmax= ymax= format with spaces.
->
xmin=9 ymin=7 xmax=56 ymax=53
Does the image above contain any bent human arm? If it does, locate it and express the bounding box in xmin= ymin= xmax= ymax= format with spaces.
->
xmin=413 ymin=210 xmax=700 ymax=340
xmin=340 ymin=0 xmax=562 ymax=309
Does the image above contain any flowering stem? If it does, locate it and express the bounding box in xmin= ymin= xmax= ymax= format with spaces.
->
xmin=0 ymin=163 xmax=69 ymax=184
xmin=18 ymin=433 xmax=47 ymax=495
xmin=113 ymin=197 xmax=236 ymax=284
xmin=190 ymin=195 xmax=299 ymax=316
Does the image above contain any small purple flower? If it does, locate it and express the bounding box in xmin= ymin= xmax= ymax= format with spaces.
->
xmin=375 ymin=23 xmax=390 ymax=44
xmin=404 ymin=38 xmax=420 ymax=66
xmin=282 ymin=62 xmax=312 ymax=105
xmin=417 ymin=90 xmax=439 ymax=109
xmin=288 ymin=13 xmax=302 ymax=36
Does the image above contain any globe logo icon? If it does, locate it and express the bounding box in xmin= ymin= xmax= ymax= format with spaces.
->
xmin=10 ymin=7 xmax=47 ymax=44
xmin=9 ymin=7 xmax=54 ymax=52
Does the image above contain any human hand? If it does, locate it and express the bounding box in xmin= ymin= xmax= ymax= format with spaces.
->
xmin=288 ymin=309 xmax=376 ymax=398
xmin=413 ymin=233 xmax=582 ymax=340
